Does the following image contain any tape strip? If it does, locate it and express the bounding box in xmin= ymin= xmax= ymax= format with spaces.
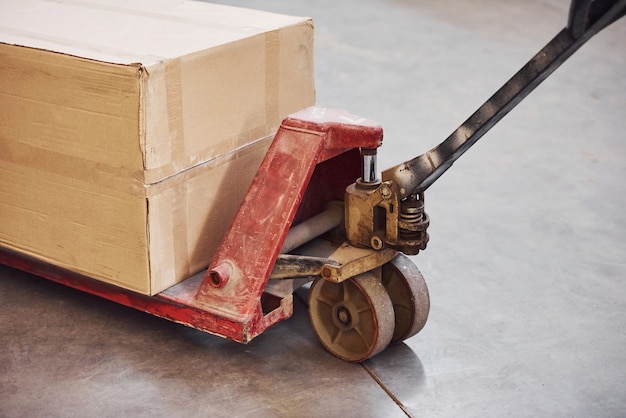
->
xmin=265 ymin=29 xmax=280 ymax=129
xmin=172 ymin=180 xmax=190 ymax=284
xmin=163 ymin=57 xmax=189 ymax=286
xmin=165 ymin=57 xmax=186 ymax=172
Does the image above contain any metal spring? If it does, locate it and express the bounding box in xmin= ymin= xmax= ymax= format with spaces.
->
xmin=399 ymin=194 xmax=428 ymax=240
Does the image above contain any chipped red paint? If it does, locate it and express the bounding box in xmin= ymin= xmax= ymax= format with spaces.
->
xmin=195 ymin=107 xmax=383 ymax=341
xmin=1 ymin=107 xmax=383 ymax=343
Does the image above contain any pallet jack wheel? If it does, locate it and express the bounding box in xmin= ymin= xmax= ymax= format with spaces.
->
xmin=381 ymin=253 xmax=430 ymax=342
xmin=308 ymin=270 xmax=394 ymax=362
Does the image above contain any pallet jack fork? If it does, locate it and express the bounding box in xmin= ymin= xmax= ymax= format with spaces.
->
xmin=1 ymin=0 xmax=624 ymax=362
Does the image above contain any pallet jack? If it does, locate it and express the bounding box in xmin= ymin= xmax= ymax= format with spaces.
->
xmin=1 ymin=0 xmax=624 ymax=362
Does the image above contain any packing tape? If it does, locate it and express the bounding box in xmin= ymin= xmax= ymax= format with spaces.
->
xmin=164 ymin=57 xmax=186 ymax=173
xmin=163 ymin=58 xmax=190 ymax=284
xmin=264 ymin=29 xmax=280 ymax=130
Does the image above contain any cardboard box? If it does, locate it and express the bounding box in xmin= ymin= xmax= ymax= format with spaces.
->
xmin=0 ymin=0 xmax=315 ymax=294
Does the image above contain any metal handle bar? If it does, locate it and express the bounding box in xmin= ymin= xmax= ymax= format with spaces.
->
xmin=382 ymin=0 xmax=626 ymax=199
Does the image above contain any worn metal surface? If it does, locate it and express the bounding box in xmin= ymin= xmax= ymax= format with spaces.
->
xmin=321 ymin=243 xmax=398 ymax=283
xmin=195 ymin=107 xmax=383 ymax=342
xmin=345 ymin=179 xmax=430 ymax=255
xmin=1 ymin=0 xmax=625 ymax=416
xmin=269 ymin=254 xmax=336 ymax=280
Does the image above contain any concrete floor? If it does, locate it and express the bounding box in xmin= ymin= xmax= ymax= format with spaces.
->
xmin=2 ymin=0 xmax=625 ymax=416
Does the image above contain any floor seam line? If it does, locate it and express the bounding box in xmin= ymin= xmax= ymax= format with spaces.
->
xmin=361 ymin=362 xmax=412 ymax=418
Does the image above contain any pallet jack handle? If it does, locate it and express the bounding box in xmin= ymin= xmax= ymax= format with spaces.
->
xmin=382 ymin=0 xmax=626 ymax=199
xmin=344 ymin=0 xmax=625 ymax=255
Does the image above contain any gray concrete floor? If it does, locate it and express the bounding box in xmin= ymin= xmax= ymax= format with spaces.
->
xmin=2 ymin=0 xmax=626 ymax=416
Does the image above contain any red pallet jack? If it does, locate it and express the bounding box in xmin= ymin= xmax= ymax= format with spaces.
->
xmin=1 ymin=0 xmax=624 ymax=362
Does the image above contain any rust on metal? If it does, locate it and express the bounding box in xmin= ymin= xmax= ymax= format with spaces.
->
xmin=320 ymin=243 xmax=398 ymax=283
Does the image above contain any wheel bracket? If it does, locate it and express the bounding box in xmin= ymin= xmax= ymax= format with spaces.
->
xmin=320 ymin=243 xmax=398 ymax=283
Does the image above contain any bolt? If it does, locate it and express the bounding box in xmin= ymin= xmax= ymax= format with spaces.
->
xmin=322 ymin=266 xmax=332 ymax=278
xmin=336 ymin=306 xmax=351 ymax=326
xmin=208 ymin=263 xmax=232 ymax=288
xmin=371 ymin=236 xmax=383 ymax=250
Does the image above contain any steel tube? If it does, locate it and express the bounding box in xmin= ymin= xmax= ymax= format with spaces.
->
xmin=280 ymin=204 xmax=344 ymax=253
xmin=362 ymin=149 xmax=378 ymax=183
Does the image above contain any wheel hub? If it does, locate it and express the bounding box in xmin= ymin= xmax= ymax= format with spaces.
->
xmin=334 ymin=305 xmax=352 ymax=328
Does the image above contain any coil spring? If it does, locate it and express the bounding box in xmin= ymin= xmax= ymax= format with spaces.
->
xmin=399 ymin=194 xmax=429 ymax=242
